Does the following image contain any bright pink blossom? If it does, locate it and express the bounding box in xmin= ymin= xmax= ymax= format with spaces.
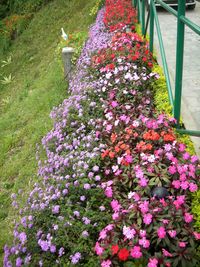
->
xmin=101 ymin=260 xmax=112 ymax=267
xmin=111 ymin=199 xmax=121 ymax=212
xmin=130 ymin=246 xmax=142 ymax=259
xmin=143 ymin=213 xmax=152 ymax=225
xmin=189 ymin=183 xmax=198 ymax=192
xmin=162 ymin=248 xmax=172 ymax=257
xmin=168 ymin=230 xmax=177 ymax=238
xmin=139 ymin=237 xmax=150 ymax=248
xmin=148 ymin=258 xmax=158 ymax=267
xmin=157 ymin=226 xmax=166 ymax=239
xmin=184 ymin=213 xmax=193 ymax=223
xmin=179 ymin=242 xmax=187 ymax=248
xmin=95 ymin=242 xmax=104 ymax=256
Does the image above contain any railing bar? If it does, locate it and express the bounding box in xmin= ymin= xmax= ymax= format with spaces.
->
xmin=176 ymin=128 xmax=200 ymax=137
xmin=152 ymin=1 xmax=174 ymax=107
xmin=180 ymin=15 xmax=200 ymax=35
xmin=155 ymin=0 xmax=177 ymax=17
xmin=145 ymin=5 xmax=150 ymax=37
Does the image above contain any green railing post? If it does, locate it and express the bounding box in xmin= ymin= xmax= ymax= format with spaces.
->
xmin=137 ymin=0 xmax=140 ymax=23
xmin=134 ymin=0 xmax=137 ymax=8
xmin=142 ymin=0 xmax=145 ymax=35
xmin=149 ymin=0 xmax=154 ymax=52
xmin=174 ymin=0 xmax=186 ymax=126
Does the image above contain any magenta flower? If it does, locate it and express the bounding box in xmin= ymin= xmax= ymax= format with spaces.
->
xmin=162 ymin=248 xmax=172 ymax=257
xmin=189 ymin=183 xmax=198 ymax=192
xmin=105 ymin=187 xmax=113 ymax=198
xmin=143 ymin=213 xmax=152 ymax=225
xmin=95 ymin=242 xmax=104 ymax=256
xmin=139 ymin=237 xmax=150 ymax=248
xmin=168 ymin=230 xmax=177 ymax=238
xmin=184 ymin=213 xmax=193 ymax=223
xmin=130 ymin=246 xmax=142 ymax=259
xmin=157 ymin=226 xmax=166 ymax=239
xmin=101 ymin=259 xmax=112 ymax=267
xmin=179 ymin=242 xmax=187 ymax=248
xmin=148 ymin=258 xmax=158 ymax=267
xmin=110 ymin=199 xmax=121 ymax=212
xmin=123 ymin=226 xmax=136 ymax=239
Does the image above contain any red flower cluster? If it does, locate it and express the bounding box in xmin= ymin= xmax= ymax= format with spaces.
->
xmin=104 ymin=0 xmax=137 ymax=31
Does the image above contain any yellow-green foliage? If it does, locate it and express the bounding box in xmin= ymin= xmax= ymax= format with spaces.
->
xmin=152 ymin=64 xmax=195 ymax=155
xmin=192 ymin=190 xmax=200 ymax=229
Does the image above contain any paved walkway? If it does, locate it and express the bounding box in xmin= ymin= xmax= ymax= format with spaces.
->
xmin=153 ymin=2 xmax=200 ymax=156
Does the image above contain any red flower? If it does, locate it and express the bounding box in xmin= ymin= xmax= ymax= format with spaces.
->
xmin=118 ymin=248 xmax=129 ymax=261
xmin=111 ymin=244 xmax=119 ymax=255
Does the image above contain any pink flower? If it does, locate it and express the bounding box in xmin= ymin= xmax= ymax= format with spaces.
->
xmin=106 ymin=124 xmax=112 ymax=132
xmin=130 ymin=246 xmax=142 ymax=259
xmin=99 ymin=229 xmax=107 ymax=240
xmin=139 ymin=230 xmax=146 ymax=238
xmin=183 ymin=152 xmax=190 ymax=160
xmin=179 ymin=242 xmax=187 ymax=248
xmin=162 ymin=248 xmax=172 ymax=257
xmin=139 ymin=238 xmax=150 ymax=248
xmin=123 ymin=226 xmax=136 ymax=239
xmin=157 ymin=226 xmax=166 ymax=239
xmin=95 ymin=242 xmax=104 ymax=256
xmin=179 ymin=143 xmax=186 ymax=152
xmin=101 ymin=260 xmax=112 ymax=267
xmin=180 ymin=181 xmax=189 ymax=190
xmin=112 ymin=212 xmax=119 ymax=220
xmin=172 ymin=180 xmax=181 ymax=189
xmin=143 ymin=213 xmax=152 ymax=225
xmin=139 ymin=201 xmax=149 ymax=213
xmin=193 ymin=232 xmax=200 ymax=240
xmin=139 ymin=178 xmax=148 ymax=187
xmin=111 ymin=199 xmax=121 ymax=212
xmin=189 ymin=183 xmax=198 ymax=192
xmin=162 ymin=219 xmax=169 ymax=224
xmin=111 ymin=101 xmax=118 ymax=108
xmin=184 ymin=213 xmax=193 ymax=223
xmin=168 ymin=166 xmax=176 ymax=174
xmin=105 ymin=187 xmax=113 ymax=198
xmin=168 ymin=230 xmax=177 ymax=238
xmin=148 ymin=258 xmax=158 ymax=267
xmin=191 ymin=155 xmax=198 ymax=163
xmin=125 ymin=154 xmax=133 ymax=163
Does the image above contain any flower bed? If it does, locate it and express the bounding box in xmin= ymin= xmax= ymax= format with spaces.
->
xmin=4 ymin=0 xmax=200 ymax=266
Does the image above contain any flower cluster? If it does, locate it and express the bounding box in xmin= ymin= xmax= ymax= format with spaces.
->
xmin=103 ymin=0 xmax=137 ymax=31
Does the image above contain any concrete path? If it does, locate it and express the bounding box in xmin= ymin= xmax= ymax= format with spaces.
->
xmin=152 ymin=2 xmax=200 ymax=156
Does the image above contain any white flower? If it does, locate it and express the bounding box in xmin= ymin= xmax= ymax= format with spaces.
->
xmin=106 ymin=72 xmax=112 ymax=79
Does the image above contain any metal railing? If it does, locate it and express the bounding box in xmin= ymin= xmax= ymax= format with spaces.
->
xmin=132 ymin=0 xmax=200 ymax=137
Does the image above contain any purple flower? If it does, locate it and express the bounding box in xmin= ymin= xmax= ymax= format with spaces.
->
xmin=82 ymin=230 xmax=89 ymax=237
xmin=38 ymin=240 xmax=49 ymax=251
xmin=84 ymin=183 xmax=91 ymax=190
xmin=93 ymin=166 xmax=99 ymax=172
xmin=52 ymin=205 xmax=60 ymax=214
xmin=59 ymin=247 xmax=65 ymax=257
xmin=70 ymin=252 xmax=81 ymax=264
xmin=73 ymin=211 xmax=80 ymax=217
xmin=80 ymin=196 xmax=86 ymax=201
xmin=16 ymin=257 xmax=23 ymax=267
xmin=18 ymin=232 xmax=27 ymax=244
xmin=50 ymin=245 xmax=56 ymax=253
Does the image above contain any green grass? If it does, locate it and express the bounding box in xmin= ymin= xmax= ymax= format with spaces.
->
xmin=0 ymin=0 xmax=98 ymax=261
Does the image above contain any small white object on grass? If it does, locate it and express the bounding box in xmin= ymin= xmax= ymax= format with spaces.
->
xmin=61 ymin=28 xmax=68 ymax=40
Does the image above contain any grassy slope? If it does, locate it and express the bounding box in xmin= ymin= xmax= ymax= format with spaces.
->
xmin=0 ymin=0 xmax=97 ymax=259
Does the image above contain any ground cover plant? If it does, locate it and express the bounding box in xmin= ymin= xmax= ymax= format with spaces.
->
xmin=3 ymin=0 xmax=200 ymax=266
